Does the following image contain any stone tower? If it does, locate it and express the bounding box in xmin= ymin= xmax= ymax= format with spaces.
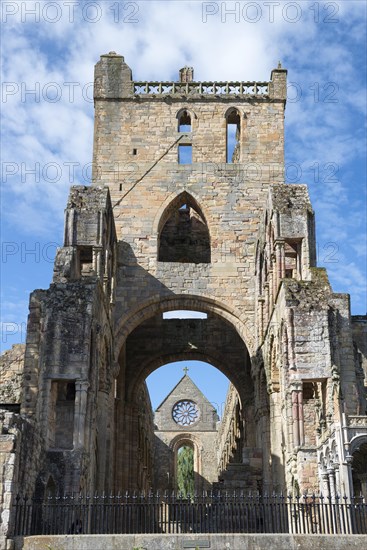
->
xmin=1 ymin=53 xmax=366 ymax=543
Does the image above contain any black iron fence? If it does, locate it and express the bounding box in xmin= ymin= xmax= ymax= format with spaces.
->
xmin=12 ymin=492 xmax=367 ymax=537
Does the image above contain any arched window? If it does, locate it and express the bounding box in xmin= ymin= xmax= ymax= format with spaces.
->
xmin=158 ymin=192 xmax=211 ymax=263
xmin=225 ymin=108 xmax=241 ymax=163
xmin=177 ymin=109 xmax=192 ymax=132
xmin=177 ymin=110 xmax=193 ymax=164
xmin=177 ymin=444 xmax=195 ymax=496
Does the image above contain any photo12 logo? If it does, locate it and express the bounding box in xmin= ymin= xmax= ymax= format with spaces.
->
xmin=202 ymin=2 xmax=339 ymax=24
xmin=1 ymin=81 xmax=94 ymax=104
xmin=1 ymin=242 xmax=59 ymax=264
xmin=1 ymin=322 xmax=27 ymax=344
xmin=1 ymin=1 xmax=140 ymax=24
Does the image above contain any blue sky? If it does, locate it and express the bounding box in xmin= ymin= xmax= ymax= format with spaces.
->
xmin=1 ymin=1 xmax=366 ymax=409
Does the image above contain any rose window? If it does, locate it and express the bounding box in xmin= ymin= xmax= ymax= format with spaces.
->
xmin=172 ymin=400 xmax=199 ymax=426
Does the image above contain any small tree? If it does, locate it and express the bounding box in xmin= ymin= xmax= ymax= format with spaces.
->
xmin=177 ymin=445 xmax=194 ymax=497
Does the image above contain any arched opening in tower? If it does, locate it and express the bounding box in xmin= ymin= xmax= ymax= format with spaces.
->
xmin=178 ymin=110 xmax=192 ymax=132
xmin=158 ymin=193 xmax=211 ymax=263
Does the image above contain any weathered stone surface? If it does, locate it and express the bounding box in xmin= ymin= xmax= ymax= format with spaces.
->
xmin=20 ymin=534 xmax=367 ymax=550
xmin=0 ymin=345 xmax=25 ymax=404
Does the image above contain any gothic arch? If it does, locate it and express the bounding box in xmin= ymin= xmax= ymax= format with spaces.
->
xmin=154 ymin=190 xmax=210 ymax=235
xmin=349 ymin=434 xmax=367 ymax=455
xmin=224 ymin=107 xmax=243 ymax=120
xmin=176 ymin=108 xmax=196 ymax=131
xmin=126 ymin=351 xmax=245 ymax=406
xmin=156 ymin=191 xmax=211 ymax=263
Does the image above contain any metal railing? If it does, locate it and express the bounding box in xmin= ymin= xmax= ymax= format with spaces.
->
xmin=12 ymin=492 xmax=367 ymax=536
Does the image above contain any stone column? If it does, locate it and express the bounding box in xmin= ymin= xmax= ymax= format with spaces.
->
xmin=275 ymin=239 xmax=285 ymax=280
xmin=298 ymin=390 xmax=304 ymax=446
xmin=321 ymin=472 xmax=330 ymax=497
xmin=269 ymin=269 xmax=274 ymax=312
xmin=328 ymin=468 xmax=336 ymax=500
xmin=292 ymin=390 xmax=300 ymax=447
xmin=258 ymin=297 xmax=265 ymax=341
xmin=94 ymin=245 xmax=102 ymax=277
xmin=264 ymin=282 xmax=269 ymax=324
xmin=73 ymin=380 xmax=89 ymax=449
xmin=285 ymin=308 xmax=296 ymax=370
xmin=334 ymin=463 xmax=340 ymax=496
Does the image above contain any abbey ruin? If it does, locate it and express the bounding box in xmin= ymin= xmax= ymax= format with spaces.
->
xmin=0 ymin=52 xmax=366 ymax=546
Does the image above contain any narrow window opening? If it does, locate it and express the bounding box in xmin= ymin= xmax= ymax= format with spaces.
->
xmin=285 ymin=240 xmax=302 ymax=279
xmin=119 ymin=183 xmax=122 ymax=191
xmin=132 ymin=148 xmax=137 ymax=155
xmin=178 ymin=144 xmax=192 ymax=164
xmin=226 ymin=109 xmax=241 ymax=163
xmin=178 ymin=110 xmax=192 ymax=132
xmin=79 ymin=246 xmax=93 ymax=275
xmin=302 ymin=382 xmax=317 ymax=446
xmin=177 ymin=444 xmax=195 ymax=496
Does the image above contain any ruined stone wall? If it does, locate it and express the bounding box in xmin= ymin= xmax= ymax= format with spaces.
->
xmin=0 ymin=411 xmax=35 ymax=548
xmin=0 ymin=412 xmax=21 ymax=542
xmin=216 ymin=384 xmax=242 ymax=474
xmin=253 ymin=184 xmax=365 ymax=496
xmin=134 ymin=383 xmax=155 ymax=491
xmin=0 ymin=345 xmax=25 ymax=406
xmin=13 ymin=186 xmax=119 ymax=500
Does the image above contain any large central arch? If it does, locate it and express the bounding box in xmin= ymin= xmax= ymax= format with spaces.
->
xmin=113 ymin=296 xmax=269 ymax=492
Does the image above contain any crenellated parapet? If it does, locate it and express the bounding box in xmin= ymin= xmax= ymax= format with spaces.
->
xmin=94 ymin=51 xmax=287 ymax=102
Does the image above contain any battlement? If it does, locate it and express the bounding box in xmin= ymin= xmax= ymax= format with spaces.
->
xmin=94 ymin=52 xmax=287 ymax=101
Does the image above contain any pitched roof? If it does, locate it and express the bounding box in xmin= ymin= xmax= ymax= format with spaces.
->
xmin=155 ymin=373 xmax=217 ymax=414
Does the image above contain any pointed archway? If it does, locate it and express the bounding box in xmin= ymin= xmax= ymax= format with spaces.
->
xmin=157 ymin=191 xmax=211 ymax=263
